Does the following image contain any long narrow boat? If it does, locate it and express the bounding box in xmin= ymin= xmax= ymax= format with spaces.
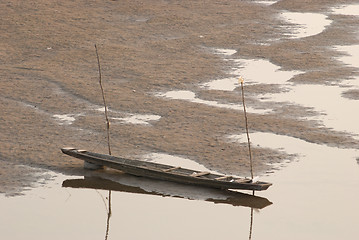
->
xmin=61 ymin=148 xmax=272 ymax=191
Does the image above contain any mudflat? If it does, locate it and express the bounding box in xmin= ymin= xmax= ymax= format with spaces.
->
xmin=1 ymin=0 xmax=358 ymax=194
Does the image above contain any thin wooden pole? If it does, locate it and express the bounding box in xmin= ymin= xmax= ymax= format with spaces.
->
xmin=239 ymin=77 xmax=254 ymax=180
xmin=95 ymin=44 xmax=111 ymax=156
xmin=95 ymin=45 xmax=112 ymax=240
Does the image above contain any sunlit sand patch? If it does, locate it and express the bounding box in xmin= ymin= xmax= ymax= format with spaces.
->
xmin=112 ymin=114 xmax=161 ymax=125
xmin=332 ymin=4 xmax=359 ymax=16
xmin=159 ymin=90 xmax=271 ymax=114
xmin=53 ymin=114 xmax=77 ymax=125
xmin=279 ymin=12 xmax=332 ymax=39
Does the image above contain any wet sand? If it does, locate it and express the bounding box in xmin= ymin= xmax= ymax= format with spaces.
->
xmin=1 ymin=0 xmax=359 ymax=194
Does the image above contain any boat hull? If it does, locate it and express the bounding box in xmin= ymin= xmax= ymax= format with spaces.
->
xmin=61 ymin=148 xmax=272 ymax=191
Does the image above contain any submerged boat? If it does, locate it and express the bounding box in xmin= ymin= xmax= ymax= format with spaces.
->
xmin=61 ymin=147 xmax=272 ymax=191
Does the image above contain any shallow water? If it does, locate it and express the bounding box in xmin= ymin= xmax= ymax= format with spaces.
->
xmin=160 ymin=90 xmax=271 ymax=114
xmin=1 ymin=132 xmax=358 ymax=239
xmin=279 ymin=12 xmax=332 ymax=39
xmin=0 ymin=171 xmax=269 ymax=240
xmin=53 ymin=114 xmax=77 ymax=125
xmin=112 ymin=114 xmax=161 ymax=125
xmin=260 ymin=84 xmax=359 ymax=137
xmin=334 ymin=44 xmax=359 ymax=70
xmin=238 ymin=133 xmax=359 ymax=240
xmin=254 ymin=1 xmax=278 ymax=6
xmin=332 ymin=4 xmax=359 ymax=16
xmin=202 ymin=50 xmax=303 ymax=90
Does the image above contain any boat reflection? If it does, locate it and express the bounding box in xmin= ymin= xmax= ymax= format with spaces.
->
xmin=62 ymin=175 xmax=272 ymax=209
xmin=249 ymin=207 xmax=254 ymax=240
xmin=249 ymin=191 xmax=255 ymax=240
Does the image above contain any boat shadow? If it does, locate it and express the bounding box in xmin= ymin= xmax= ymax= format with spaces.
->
xmin=62 ymin=173 xmax=272 ymax=209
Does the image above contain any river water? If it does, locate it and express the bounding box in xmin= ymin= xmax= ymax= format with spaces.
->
xmin=1 ymin=2 xmax=359 ymax=240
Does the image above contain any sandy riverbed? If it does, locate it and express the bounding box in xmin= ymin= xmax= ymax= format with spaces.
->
xmin=1 ymin=0 xmax=359 ymax=194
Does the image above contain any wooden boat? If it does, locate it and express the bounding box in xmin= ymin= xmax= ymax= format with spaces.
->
xmin=61 ymin=148 xmax=272 ymax=191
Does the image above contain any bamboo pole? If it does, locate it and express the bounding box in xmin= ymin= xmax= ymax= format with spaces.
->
xmin=95 ymin=45 xmax=112 ymax=239
xmin=239 ymin=76 xmax=254 ymax=180
xmin=95 ymin=44 xmax=112 ymax=156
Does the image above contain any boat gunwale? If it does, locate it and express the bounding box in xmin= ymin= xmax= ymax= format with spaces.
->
xmin=61 ymin=148 xmax=272 ymax=190
xmin=66 ymin=149 xmax=249 ymax=181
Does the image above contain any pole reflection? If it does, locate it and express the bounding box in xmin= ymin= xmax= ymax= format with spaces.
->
xmin=105 ymin=190 xmax=112 ymax=240
xmin=248 ymin=191 xmax=255 ymax=240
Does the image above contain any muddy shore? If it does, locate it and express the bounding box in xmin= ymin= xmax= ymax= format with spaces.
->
xmin=1 ymin=0 xmax=358 ymax=195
